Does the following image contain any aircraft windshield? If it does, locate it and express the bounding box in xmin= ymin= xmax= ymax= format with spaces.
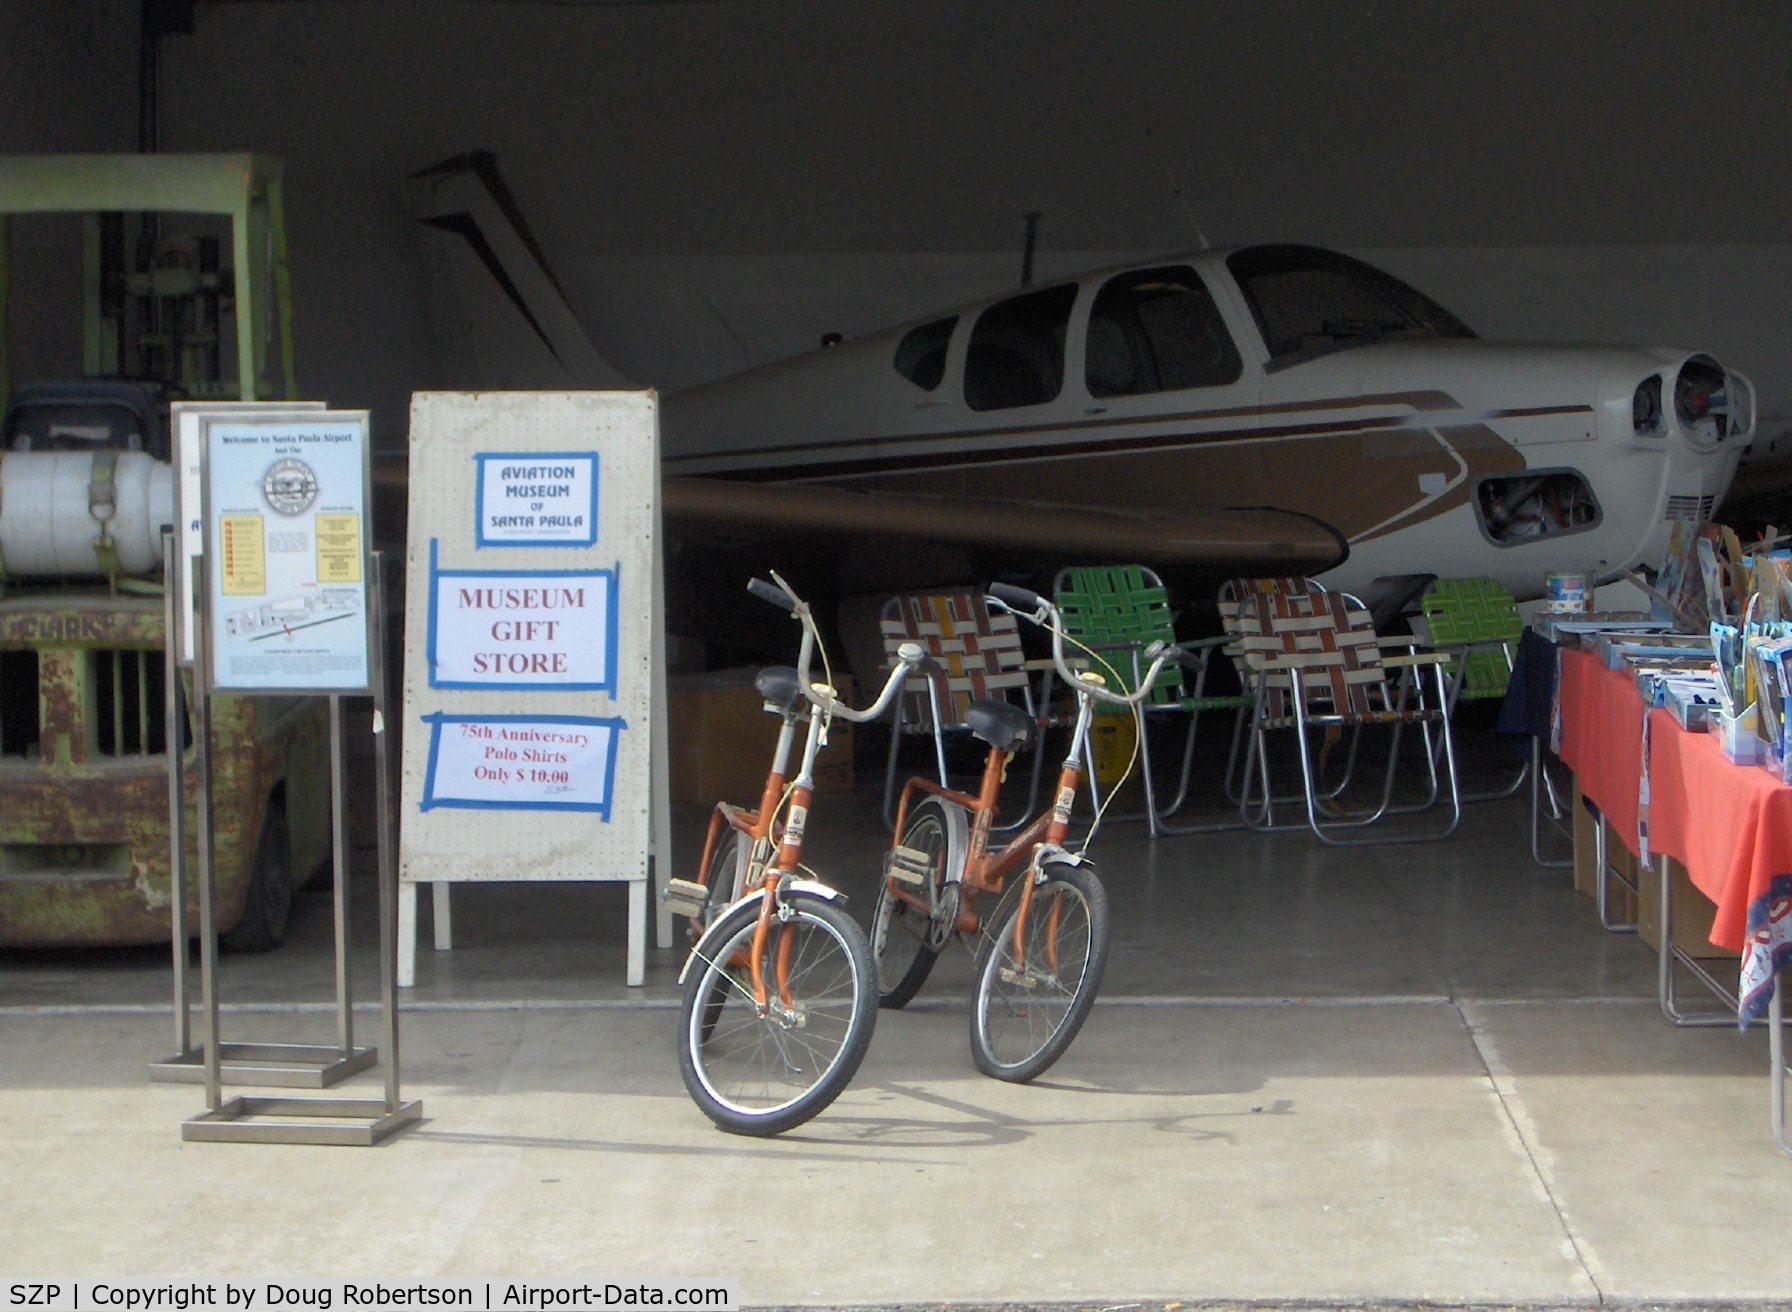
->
xmin=1227 ymin=245 xmax=1474 ymax=369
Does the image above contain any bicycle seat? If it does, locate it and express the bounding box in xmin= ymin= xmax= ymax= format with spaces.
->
xmin=964 ymin=699 xmax=1031 ymax=752
xmin=755 ymin=666 xmax=807 ymax=717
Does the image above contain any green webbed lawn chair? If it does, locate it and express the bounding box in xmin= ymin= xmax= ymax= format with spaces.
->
xmin=1052 ymin=564 xmax=1253 ymax=836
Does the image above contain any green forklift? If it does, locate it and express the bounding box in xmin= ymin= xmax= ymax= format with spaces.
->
xmin=0 ymin=153 xmax=330 ymax=950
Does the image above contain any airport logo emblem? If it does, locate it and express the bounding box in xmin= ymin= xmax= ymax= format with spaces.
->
xmin=262 ymin=457 xmax=319 ymax=515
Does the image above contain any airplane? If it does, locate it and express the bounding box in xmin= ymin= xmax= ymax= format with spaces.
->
xmin=410 ymin=153 xmax=1757 ymax=628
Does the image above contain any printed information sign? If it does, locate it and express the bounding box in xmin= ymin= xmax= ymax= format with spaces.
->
xmin=427 ymin=546 xmax=618 ymax=689
xmin=171 ymin=400 xmax=324 ymax=666
xmin=201 ymin=411 xmax=372 ymax=694
xmin=476 ymin=450 xmax=599 ymax=546
xmin=419 ymin=712 xmax=625 ymax=815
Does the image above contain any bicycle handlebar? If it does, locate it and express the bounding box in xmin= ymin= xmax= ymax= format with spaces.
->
xmin=747 ymin=576 xmax=797 ymax=611
xmin=987 ymin=581 xmax=1047 ymax=613
xmin=818 ymin=639 xmax=932 ymax=724
xmin=986 ymin=586 xmax=1176 ymax=710
xmin=752 ymin=571 xmax=934 ymax=724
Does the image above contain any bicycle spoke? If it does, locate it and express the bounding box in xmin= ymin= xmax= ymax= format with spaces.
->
xmin=682 ymin=897 xmax=874 ymax=1128
xmin=971 ymin=871 xmax=1105 ymax=1080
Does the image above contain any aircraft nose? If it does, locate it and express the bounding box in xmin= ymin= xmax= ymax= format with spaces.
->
xmin=1670 ymin=354 xmax=1753 ymax=451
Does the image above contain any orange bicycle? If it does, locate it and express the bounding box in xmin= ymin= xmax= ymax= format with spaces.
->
xmin=872 ymin=581 xmax=1173 ymax=1081
xmin=668 ymin=572 xmax=932 ymax=1135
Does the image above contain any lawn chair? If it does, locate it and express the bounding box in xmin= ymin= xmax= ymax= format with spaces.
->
xmin=878 ymin=588 xmax=1046 ymax=830
xmin=1233 ymin=579 xmax=1461 ymax=845
xmin=1052 ymin=564 xmax=1252 ymax=836
xmin=1415 ymin=576 xmax=1529 ymax=801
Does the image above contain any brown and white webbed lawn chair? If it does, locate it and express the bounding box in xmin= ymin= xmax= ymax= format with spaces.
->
xmin=1230 ymin=578 xmax=1461 ymax=845
xmin=878 ymin=588 xmax=1046 ymax=831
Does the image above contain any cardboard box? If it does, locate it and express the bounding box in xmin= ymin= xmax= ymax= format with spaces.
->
xmin=669 ymin=668 xmax=855 ymax=805
xmin=1636 ymin=854 xmax=1738 ymax=963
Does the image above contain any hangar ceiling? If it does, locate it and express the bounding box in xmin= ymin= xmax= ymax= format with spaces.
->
xmin=11 ymin=0 xmax=1790 ymax=254
xmin=3 ymin=0 xmax=1789 ymax=434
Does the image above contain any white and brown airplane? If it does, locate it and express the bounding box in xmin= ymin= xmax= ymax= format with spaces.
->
xmin=412 ymin=154 xmax=1756 ymax=619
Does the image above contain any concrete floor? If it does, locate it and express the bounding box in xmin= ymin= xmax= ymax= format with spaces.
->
xmin=4 ymin=728 xmax=1792 ymax=1309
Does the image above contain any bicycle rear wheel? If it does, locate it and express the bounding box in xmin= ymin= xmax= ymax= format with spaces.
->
xmin=701 ymin=828 xmax=748 ymax=929
xmin=871 ymin=795 xmax=957 ymax=1008
xmin=679 ymin=891 xmax=877 ymax=1136
xmin=968 ymin=860 xmax=1108 ymax=1083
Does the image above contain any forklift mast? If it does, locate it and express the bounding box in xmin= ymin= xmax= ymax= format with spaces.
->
xmin=0 ymin=152 xmax=298 ymax=415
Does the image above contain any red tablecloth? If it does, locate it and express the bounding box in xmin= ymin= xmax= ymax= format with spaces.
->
xmin=1644 ymin=706 xmax=1792 ymax=1016
xmin=1556 ymin=649 xmax=1646 ymax=856
xmin=1555 ymin=646 xmax=1792 ymax=1020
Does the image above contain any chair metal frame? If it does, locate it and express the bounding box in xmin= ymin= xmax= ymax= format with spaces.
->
xmin=1232 ymin=579 xmax=1463 ymax=845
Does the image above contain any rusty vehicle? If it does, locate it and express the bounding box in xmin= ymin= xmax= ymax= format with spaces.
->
xmin=0 ymin=154 xmax=332 ymax=950
xmin=0 ymin=587 xmax=332 ymax=949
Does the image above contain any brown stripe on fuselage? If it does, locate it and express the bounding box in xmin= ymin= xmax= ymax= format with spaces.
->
xmin=670 ymin=389 xmax=1566 ymax=544
xmin=665 ymin=389 xmax=1588 ymax=480
xmin=818 ymin=423 xmax=1527 ymax=545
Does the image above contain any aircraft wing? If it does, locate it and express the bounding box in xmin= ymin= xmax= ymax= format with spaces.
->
xmin=663 ymin=475 xmax=1348 ymax=578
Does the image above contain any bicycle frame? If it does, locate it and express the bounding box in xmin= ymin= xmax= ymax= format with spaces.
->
xmin=683 ymin=572 xmax=928 ymax=1014
xmin=889 ymin=679 xmax=1102 ymax=967
xmin=688 ymin=686 xmax=829 ymax=1013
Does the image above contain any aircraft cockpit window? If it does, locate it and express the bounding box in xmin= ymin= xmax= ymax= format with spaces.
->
xmin=1085 ymin=266 xmax=1242 ymax=397
xmin=1473 ymin=470 xmax=1602 ymax=547
xmin=964 ymin=285 xmax=1077 ymax=411
xmin=1227 ymin=245 xmax=1474 ymax=369
xmin=893 ymin=317 xmax=956 ymax=392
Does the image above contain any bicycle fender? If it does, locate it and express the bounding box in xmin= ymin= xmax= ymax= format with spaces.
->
xmin=676 ymin=881 xmax=844 ymax=985
xmin=781 ymin=877 xmax=844 ymax=904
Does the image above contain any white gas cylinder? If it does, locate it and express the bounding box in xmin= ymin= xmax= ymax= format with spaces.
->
xmin=0 ymin=450 xmax=176 ymax=579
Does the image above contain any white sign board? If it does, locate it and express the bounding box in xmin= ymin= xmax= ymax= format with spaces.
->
xmin=398 ymin=392 xmax=665 ymax=986
xmin=200 ymin=411 xmax=373 ymax=694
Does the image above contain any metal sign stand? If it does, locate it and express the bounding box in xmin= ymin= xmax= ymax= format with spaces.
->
xmin=181 ymin=552 xmax=419 ymax=1145
xmin=148 ymin=536 xmax=376 ymax=1088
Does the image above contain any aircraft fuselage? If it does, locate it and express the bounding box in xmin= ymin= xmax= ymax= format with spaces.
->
xmin=664 ymin=245 xmax=1752 ymax=602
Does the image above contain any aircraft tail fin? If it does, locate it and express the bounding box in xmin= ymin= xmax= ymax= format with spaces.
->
xmin=408 ymin=150 xmax=636 ymax=389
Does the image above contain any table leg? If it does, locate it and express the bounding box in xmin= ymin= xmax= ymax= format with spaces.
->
xmin=1595 ymin=813 xmax=1637 ymax=933
xmin=1773 ymin=974 xmax=1789 ymax=1156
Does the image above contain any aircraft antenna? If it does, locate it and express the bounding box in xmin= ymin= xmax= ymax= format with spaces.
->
xmin=1175 ymin=186 xmax=1212 ymax=251
xmin=698 ymin=288 xmax=754 ymax=370
xmin=1020 ymin=211 xmax=1041 ymax=288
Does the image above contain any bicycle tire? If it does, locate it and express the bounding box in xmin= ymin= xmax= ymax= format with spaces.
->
xmin=870 ymin=795 xmax=956 ymax=1009
xmin=679 ymin=890 xmax=877 ymax=1136
xmin=968 ymin=860 xmax=1109 ymax=1083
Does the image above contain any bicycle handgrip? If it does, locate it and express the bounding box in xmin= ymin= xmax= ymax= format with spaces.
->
xmin=747 ymin=577 xmax=796 ymax=611
xmin=987 ymin=582 xmax=1045 ymax=611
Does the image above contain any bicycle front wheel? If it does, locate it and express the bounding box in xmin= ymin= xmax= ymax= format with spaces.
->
xmin=969 ymin=860 xmax=1109 ymax=1083
xmin=679 ymin=891 xmax=877 ymax=1136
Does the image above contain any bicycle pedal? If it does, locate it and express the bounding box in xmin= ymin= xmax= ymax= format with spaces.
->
xmin=885 ymin=845 xmax=934 ymax=887
xmin=998 ymin=965 xmax=1050 ymax=990
xmin=663 ymin=879 xmax=711 ymax=917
